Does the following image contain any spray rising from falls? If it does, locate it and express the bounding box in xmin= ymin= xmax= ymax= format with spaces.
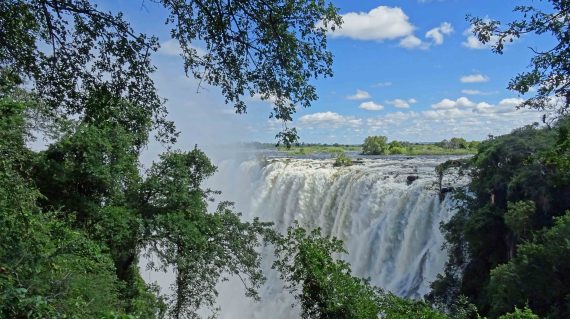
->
xmin=209 ymin=155 xmax=465 ymax=318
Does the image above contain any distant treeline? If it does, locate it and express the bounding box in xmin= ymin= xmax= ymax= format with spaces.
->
xmin=268 ymin=136 xmax=480 ymax=156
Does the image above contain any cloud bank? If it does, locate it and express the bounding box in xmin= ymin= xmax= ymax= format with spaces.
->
xmin=347 ymin=89 xmax=371 ymax=100
xmin=325 ymin=6 xmax=452 ymax=50
xmin=280 ymin=97 xmax=541 ymax=143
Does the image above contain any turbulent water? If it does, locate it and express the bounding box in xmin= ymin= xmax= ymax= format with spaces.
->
xmin=206 ymin=153 xmax=465 ymax=319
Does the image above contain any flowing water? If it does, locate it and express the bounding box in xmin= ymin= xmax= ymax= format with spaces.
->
xmin=204 ymin=153 xmax=465 ymax=318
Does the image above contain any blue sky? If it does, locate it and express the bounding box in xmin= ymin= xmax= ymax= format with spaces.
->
xmin=97 ymin=1 xmax=552 ymax=148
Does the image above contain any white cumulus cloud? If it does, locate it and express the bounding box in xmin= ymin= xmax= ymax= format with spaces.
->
xmin=298 ymin=112 xmax=362 ymax=128
xmin=250 ymin=93 xmax=278 ymax=104
xmin=425 ymin=22 xmax=453 ymax=45
xmin=387 ymin=98 xmax=417 ymax=109
xmin=498 ymin=98 xmax=525 ymax=108
xmin=430 ymin=96 xmax=531 ymax=115
xmin=359 ymin=101 xmax=384 ymax=111
xmin=460 ymin=74 xmax=490 ymax=83
xmin=329 ymin=6 xmax=415 ymax=41
xmin=461 ymin=89 xmax=498 ymax=96
xmin=289 ymin=98 xmax=541 ymax=143
xmin=432 ymin=97 xmax=475 ymax=109
xmin=399 ymin=35 xmax=427 ymax=49
xmin=399 ymin=22 xmax=453 ymax=49
xmin=463 ymin=34 xmax=487 ymax=50
xmin=347 ymin=89 xmax=371 ymax=100
xmin=325 ymin=6 xmax=453 ymax=51
xmin=158 ymin=39 xmax=182 ymax=56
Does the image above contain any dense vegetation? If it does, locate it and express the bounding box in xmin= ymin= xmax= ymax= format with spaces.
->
xmin=361 ymin=136 xmax=479 ymax=156
xmin=274 ymin=138 xmax=479 ymax=156
xmin=429 ymin=119 xmax=570 ymax=318
xmin=276 ymin=143 xmax=361 ymax=155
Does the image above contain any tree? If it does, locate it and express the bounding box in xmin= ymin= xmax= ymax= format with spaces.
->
xmin=362 ymin=136 xmax=388 ymax=155
xmin=437 ymin=138 xmax=468 ymax=150
xmin=139 ymin=148 xmax=273 ymax=319
xmin=0 ymin=0 xmax=341 ymax=145
xmin=468 ymin=1 xmax=570 ymax=115
xmin=450 ymin=138 xmax=468 ymax=149
xmin=388 ymin=141 xmax=406 ymax=155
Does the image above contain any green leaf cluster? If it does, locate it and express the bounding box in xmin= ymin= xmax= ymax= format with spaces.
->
xmin=333 ymin=151 xmax=352 ymax=167
xmin=361 ymin=136 xmax=389 ymax=155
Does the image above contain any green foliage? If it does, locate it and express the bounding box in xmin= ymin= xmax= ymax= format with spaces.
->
xmin=504 ymin=201 xmax=535 ymax=240
xmin=431 ymin=119 xmax=570 ymax=318
xmin=32 ymin=122 xmax=140 ymax=226
xmin=1 ymin=88 xmax=279 ymax=318
xmin=0 ymin=92 xmax=165 ymax=318
xmin=497 ymin=307 xmax=540 ymax=319
xmin=0 ymin=211 xmax=125 ymax=318
xmin=437 ymin=138 xmax=470 ymax=150
xmin=0 ymin=0 xmax=342 ymax=144
xmin=402 ymin=144 xmax=475 ymax=156
xmin=276 ymin=141 xmax=478 ymax=156
xmin=273 ymin=225 xmax=383 ymax=319
xmin=277 ymin=144 xmax=360 ymax=155
xmin=488 ymin=211 xmax=570 ymax=318
xmin=468 ymin=1 xmax=570 ymax=114
xmin=333 ymin=151 xmax=352 ymax=167
xmin=362 ymin=136 xmax=388 ymax=155
xmin=0 ymin=102 xmax=122 ymax=317
xmin=541 ymin=119 xmax=570 ymax=186
xmin=377 ymin=293 xmax=450 ymax=319
xmin=388 ymin=141 xmax=405 ymax=154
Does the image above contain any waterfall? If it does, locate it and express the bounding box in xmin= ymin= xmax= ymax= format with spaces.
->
xmin=208 ymin=155 xmax=464 ymax=319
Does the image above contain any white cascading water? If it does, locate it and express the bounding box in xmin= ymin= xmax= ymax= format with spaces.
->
xmin=206 ymin=154 xmax=465 ymax=319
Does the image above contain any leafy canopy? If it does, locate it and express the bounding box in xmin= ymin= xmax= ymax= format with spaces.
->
xmin=361 ymin=136 xmax=388 ymax=155
xmin=0 ymin=0 xmax=341 ymax=144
